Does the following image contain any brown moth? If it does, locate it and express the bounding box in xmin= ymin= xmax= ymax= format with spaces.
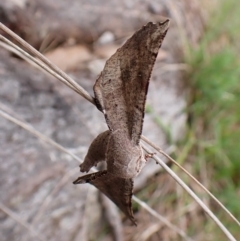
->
xmin=73 ymin=20 xmax=169 ymax=225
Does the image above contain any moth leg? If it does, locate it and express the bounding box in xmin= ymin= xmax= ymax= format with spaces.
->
xmin=145 ymin=152 xmax=156 ymax=160
xmin=73 ymin=171 xmax=136 ymax=225
xmin=80 ymin=130 xmax=111 ymax=173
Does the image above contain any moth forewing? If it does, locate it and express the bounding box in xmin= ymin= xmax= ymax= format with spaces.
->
xmin=74 ymin=20 xmax=169 ymax=224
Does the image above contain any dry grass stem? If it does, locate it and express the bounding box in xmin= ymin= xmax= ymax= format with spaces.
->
xmin=136 ymin=223 xmax=162 ymax=241
xmin=0 ymin=202 xmax=45 ymax=241
xmin=132 ymin=196 xmax=193 ymax=241
xmin=0 ymin=34 xmax=83 ymax=97
xmin=0 ymin=23 xmax=94 ymax=104
xmin=32 ymin=167 xmax=79 ymax=225
xmin=141 ymin=143 xmax=237 ymax=241
xmin=0 ymin=108 xmax=82 ymax=164
xmin=141 ymin=135 xmax=240 ymax=227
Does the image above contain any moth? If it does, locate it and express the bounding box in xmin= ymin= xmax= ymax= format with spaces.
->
xmin=73 ymin=20 xmax=169 ymax=225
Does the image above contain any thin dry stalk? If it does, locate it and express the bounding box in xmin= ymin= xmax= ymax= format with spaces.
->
xmin=136 ymin=223 xmax=162 ymax=241
xmin=100 ymin=194 xmax=123 ymax=241
xmin=132 ymin=196 xmax=193 ymax=241
xmin=0 ymin=108 xmax=82 ymax=164
xmin=0 ymin=35 xmax=81 ymax=96
xmin=0 ymin=23 xmax=94 ymax=104
xmin=141 ymin=143 xmax=237 ymax=241
xmin=32 ymin=167 xmax=79 ymax=225
xmin=0 ymin=202 xmax=45 ymax=241
xmin=141 ymin=135 xmax=240 ymax=227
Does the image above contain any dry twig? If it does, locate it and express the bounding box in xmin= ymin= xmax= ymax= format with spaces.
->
xmin=141 ymin=135 xmax=240 ymax=227
xmin=141 ymin=143 xmax=237 ymax=241
xmin=0 ymin=202 xmax=45 ymax=241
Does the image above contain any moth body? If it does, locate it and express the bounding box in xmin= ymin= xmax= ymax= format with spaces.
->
xmin=106 ymin=129 xmax=146 ymax=179
xmin=74 ymin=19 xmax=169 ymax=224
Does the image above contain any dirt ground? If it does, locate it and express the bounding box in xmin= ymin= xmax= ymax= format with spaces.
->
xmin=0 ymin=0 xmax=204 ymax=240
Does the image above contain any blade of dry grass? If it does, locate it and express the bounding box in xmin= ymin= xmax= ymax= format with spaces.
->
xmin=32 ymin=167 xmax=79 ymax=225
xmin=0 ymin=202 xmax=45 ymax=241
xmin=0 ymin=36 xmax=82 ymax=97
xmin=141 ymin=135 xmax=240 ymax=227
xmin=100 ymin=194 xmax=123 ymax=241
xmin=0 ymin=107 xmax=191 ymax=240
xmin=0 ymin=106 xmax=82 ymax=164
xmin=0 ymin=23 xmax=94 ymax=104
xmin=141 ymin=143 xmax=237 ymax=241
xmin=132 ymin=196 xmax=193 ymax=241
xmin=134 ymin=222 xmax=162 ymax=241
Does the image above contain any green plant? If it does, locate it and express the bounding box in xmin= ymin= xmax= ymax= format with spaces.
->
xmin=185 ymin=0 xmax=240 ymax=237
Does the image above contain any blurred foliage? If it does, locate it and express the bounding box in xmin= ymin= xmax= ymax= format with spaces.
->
xmin=184 ymin=0 xmax=240 ymax=237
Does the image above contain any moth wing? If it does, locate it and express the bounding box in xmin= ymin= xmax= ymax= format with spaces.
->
xmin=73 ymin=171 xmax=136 ymax=225
xmin=94 ymin=20 xmax=169 ymax=144
xmin=80 ymin=130 xmax=110 ymax=173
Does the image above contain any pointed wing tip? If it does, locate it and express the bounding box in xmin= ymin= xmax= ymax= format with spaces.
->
xmin=162 ymin=19 xmax=170 ymax=25
xmin=73 ymin=171 xmax=108 ymax=185
xmin=146 ymin=19 xmax=170 ymax=29
xmin=73 ymin=177 xmax=87 ymax=184
xmin=158 ymin=19 xmax=170 ymax=33
xmin=73 ymin=174 xmax=91 ymax=185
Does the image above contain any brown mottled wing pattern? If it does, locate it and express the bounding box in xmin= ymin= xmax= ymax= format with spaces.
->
xmin=74 ymin=20 xmax=169 ymax=224
xmin=73 ymin=171 xmax=136 ymax=225
xmin=80 ymin=130 xmax=111 ymax=173
xmin=94 ymin=20 xmax=169 ymax=145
